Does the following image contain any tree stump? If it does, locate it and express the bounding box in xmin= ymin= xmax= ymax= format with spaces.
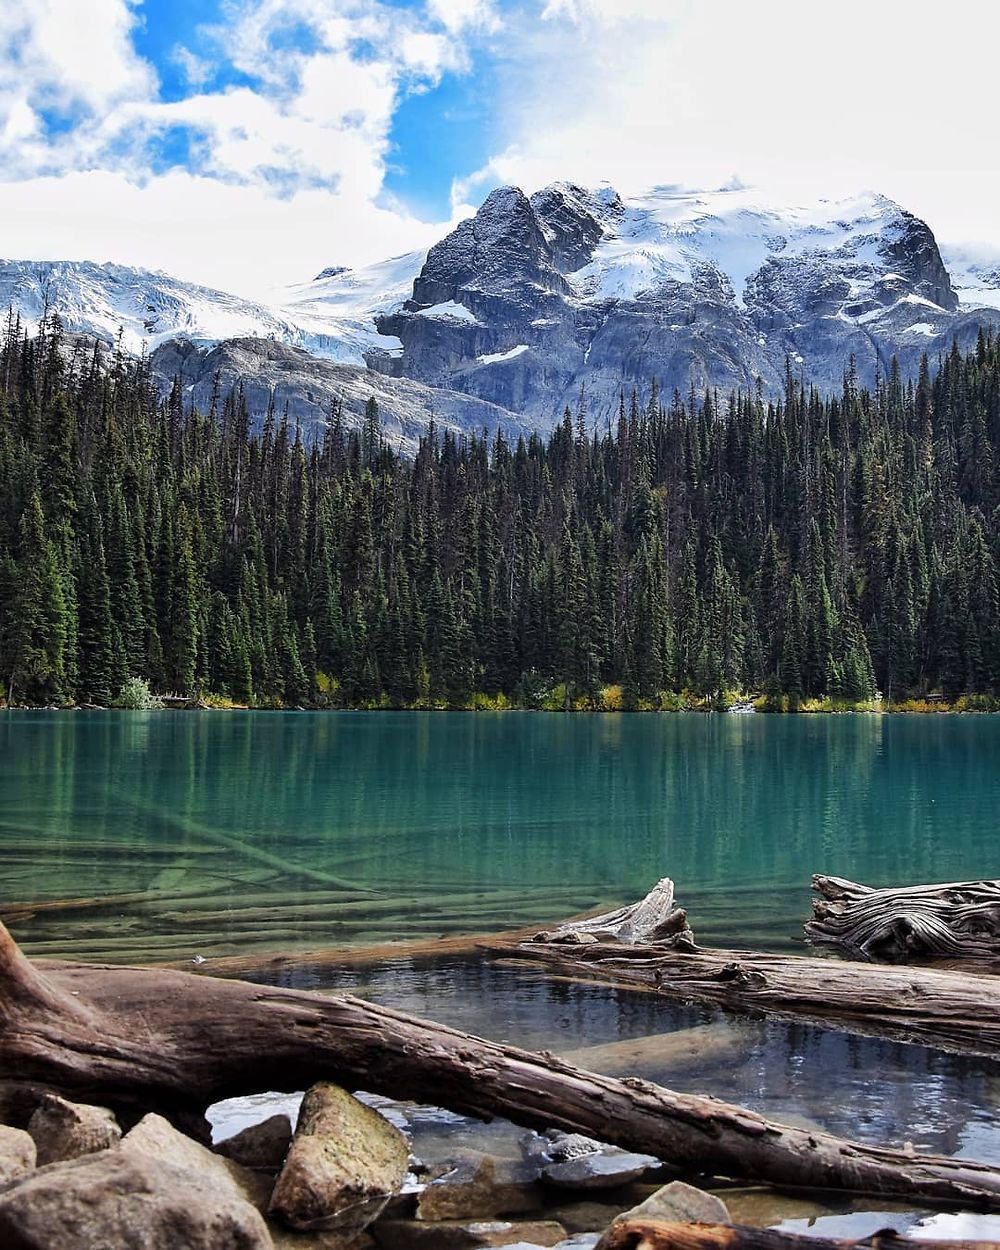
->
xmin=806 ymin=876 xmax=1000 ymax=964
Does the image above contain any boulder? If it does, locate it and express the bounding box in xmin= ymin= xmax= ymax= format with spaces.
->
xmin=595 ymin=1180 xmax=730 ymax=1245
xmin=26 ymin=1094 xmax=120 ymax=1165
xmin=218 ymin=1115 xmax=294 ymax=1172
xmin=122 ymin=1111 xmax=272 ymax=1210
xmin=417 ymin=1156 xmax=543 ymax=1221
xmin=541 ymin=1152 xmax=655 ymax=1191
xmin=0 ymin=1149 xmax=272 ymax=1249
xmin=0 ymin=1125 xmax=35 ymax=1184
xmin=372 ymin=1218 xmax=568 ymax=1249
xmin=269 ymin=1082 xmax=409 ymax=1234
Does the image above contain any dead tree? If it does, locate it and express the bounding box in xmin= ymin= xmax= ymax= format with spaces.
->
xmin=807 ymin=876 xmax=1000 ymax=964
xmin=4 ymin=923 xmax=1000 ymax=1210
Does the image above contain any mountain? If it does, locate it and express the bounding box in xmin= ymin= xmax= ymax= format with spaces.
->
xmin=375 ymin=183 xmax=997 ymax=417
xmin=2 ymin=182 xmax=999 ymax=439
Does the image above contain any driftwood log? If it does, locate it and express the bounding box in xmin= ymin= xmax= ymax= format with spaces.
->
xmin=539 ymin=877 xmax=695 ymax=947
xmin=5 ymin=925 xmax=1000 ymax=1210
xmin=806 ymin=876 xmax=1000 ymax=964
xmin=501 ymin=935 xmax=1000 ymax=1058
xmin=496 ymin=877 xmax=1000 ymax=1058
xmin=596 ymin=1222 xmax=1000 ymax=1250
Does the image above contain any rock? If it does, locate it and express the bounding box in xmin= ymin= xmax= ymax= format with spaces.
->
xmin=0 ymin=1125 xmax=35 ymax=1184
xmin=26 ymin=1094 xmax=120 ymax=1165
xmin=0 ymin=1149 xmax=272 ymax=1249
xmin=122 ymin=1111 xmax=272 ymax=1210
xmin=269 ymin=1082 xmax=409 ymax=1234
xmin=541 ymin=1152 xmax=655 ymax=1191
xmin=218 ymin=1114 xmax=294 ymax=1172
xmin=521 ymin=1131 xmax=603 ymax=1168
xmin=595 ymin=1180 xmax=731 ymax=1244
xmin=417 ymin=1157 xmax=543 ymax=1221
xmin=543 ymin=1198 xmax=626 ymax=1235
xmin=372 ymin=1218 xmax=568 ymax=1249
xmin=270 ymin=1226 xmax=376 ymax=1250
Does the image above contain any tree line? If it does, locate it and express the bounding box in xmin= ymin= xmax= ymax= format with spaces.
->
xmin=1 ymin=313 xmax=999 ymax=710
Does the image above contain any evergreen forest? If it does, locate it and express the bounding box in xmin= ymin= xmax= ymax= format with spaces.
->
xmin=2 ymin=315 xmax=1000 ymax=712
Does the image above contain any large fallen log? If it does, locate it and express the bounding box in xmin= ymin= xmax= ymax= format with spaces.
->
xmin=497 ymin=935 xmax=1000 ymax=1058
xmin=5 ymin=925 xmax=1000 ymax=1210
xmin=806 ymin=875 xmax=1000 ymax=964
xmin=596 ymin=1222 xmax=1000 ymax=1250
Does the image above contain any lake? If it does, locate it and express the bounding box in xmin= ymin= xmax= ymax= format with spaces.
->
xmin=6 ymin=709 xmax=1000 ymax=1217
xmin=2 ymin=710 xmax=998 ymax=962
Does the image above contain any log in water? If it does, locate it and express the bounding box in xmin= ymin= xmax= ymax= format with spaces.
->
xmin=806 ymin=875 xmax=1000 ymax=964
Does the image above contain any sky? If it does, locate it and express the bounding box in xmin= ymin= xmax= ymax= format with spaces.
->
xmin=1 ymin=0 xmax=999 ymax=298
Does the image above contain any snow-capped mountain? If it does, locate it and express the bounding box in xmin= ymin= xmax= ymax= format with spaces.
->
xmin=376 ymin=182 xmax=995 ymax=419
xmin=0 ymin=254 xmax=423 ymax=366
xmin=2 ymin=181 xmax=999 ymax=439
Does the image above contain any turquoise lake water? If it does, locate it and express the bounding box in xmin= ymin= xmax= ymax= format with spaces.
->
xmin=1 ymin=710 xmax=999 ymax=961
xmin=5 ymin=709 xmax=1000 ymax=1189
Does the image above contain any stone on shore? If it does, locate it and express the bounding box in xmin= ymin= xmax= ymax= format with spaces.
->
xmin=26 ymin=1094 xmax=121 ymax=1165
xmin=417 ymin=1156 xmax=543 ymax=1221
xmin=0 ymin=1125 xmax=36 ymax=1185
xmin=372 ymin=1218 xmax=568 ymax=1249
xmin=0 ymin=1149 xmax=272 ymax=1249
xmin=219 ymin=1114 xmax=294 ymax=1172
xmin=269 ymin=1082 xmax=409 ymax=1234
xmin=594 ymin=1180 xmax=731 ymax=1246
xmin=122 ymin=1111 xmax=273 ymax=1210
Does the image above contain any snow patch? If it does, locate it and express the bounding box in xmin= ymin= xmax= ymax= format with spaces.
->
xmin=415 ymin=300 xmax=479 ymax=324
xmin=477 ymin=344 xmax=529 ymax=366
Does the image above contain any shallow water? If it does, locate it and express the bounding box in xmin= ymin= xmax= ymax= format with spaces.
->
xmin=3 ymin=709 xmax=1000 ymax=961
xmin=6 ymin=709 xmax=1000 ymax=1235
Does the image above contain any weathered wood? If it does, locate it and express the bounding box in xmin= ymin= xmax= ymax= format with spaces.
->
xmin=5 ymin=924 xmax=1000 ymax=1211
xmin=539 ymin=878 xmax=694 ymax=947
xmin=596 ymin=1222 xmax=1000 ymax=1250
xmin=498 ymin=935 xmax=1000 ymax=1058
xmin=807 ymin=875 xmax=1000 ymax=964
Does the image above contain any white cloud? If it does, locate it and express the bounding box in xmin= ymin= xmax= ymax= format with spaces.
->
xmin=0 ymin=0 xmax=494 ymax=292
xmin=460 ymin=0 xmax=1000 ymax=252
xmin=0 ymin=169 xmax=447 ymax=297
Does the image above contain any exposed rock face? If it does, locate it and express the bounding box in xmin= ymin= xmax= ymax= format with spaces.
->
xmin=0 ymin=1150 xmax=272 ymax=1250
xmin=269 ymin=1083 xmax=409 ymax=1235
xmin=416 ymin=1156 xmax=542 ymax=1221
xmin=375 ymin=182 xmax=999 ymax=423
xmin=0 ymin=1126 xmax=35 ymax=1185
xmin=605 ymin=1180 xmax=731 ymax=1228
xmin=5 ymin=180 xmax=999 ymax=441
xmin=149 ymin=337 xmax=543 ymax=453
xmin=26 ymin=1095 xmax=121 ymax=1166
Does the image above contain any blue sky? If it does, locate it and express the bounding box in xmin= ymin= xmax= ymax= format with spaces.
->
xmin=1 ymin=1 xmax=998 ymax=296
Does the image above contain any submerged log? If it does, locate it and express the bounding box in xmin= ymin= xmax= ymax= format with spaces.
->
xmin=5 ymin=925 xmax=1000 ymax=1210
xmin=806 ymin=875 xmax=1000 ymax=964
xmin=498 ymin=935 xmax=1000 ymax=1058
xmin=596 ymin=1222 xmax=1000 ymax=1250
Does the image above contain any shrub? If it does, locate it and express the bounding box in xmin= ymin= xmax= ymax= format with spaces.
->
xmin=116 ymin=676 xmax=163 ymax=710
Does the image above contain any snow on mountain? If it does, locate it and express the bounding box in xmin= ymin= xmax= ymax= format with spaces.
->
xmin=941 ymin=245 xmax=1000 ymax=311
xmin=3 ymin=180 xmax=1000 ymax=439
xmin=276 ymin=249 xmax=426 ymax=362
xmin=0 ymin=251 xmax=427 ymax=368
xmin=0 ymin=260 xmax=302 ymax=356
xmin=569 ymin=185 xmax=931 ymax=309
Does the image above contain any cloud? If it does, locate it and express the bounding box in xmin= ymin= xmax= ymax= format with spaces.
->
xmin=0 ymin=168 xmax=447 ymax=296
xmin=0 ymin=0 xmax=499 ymax=292
xmin=458 ymin=0 xmax=1000 ymax=250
